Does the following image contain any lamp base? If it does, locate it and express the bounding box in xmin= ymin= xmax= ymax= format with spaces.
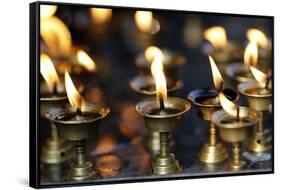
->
xmin=228 ymin=160 xmax=246 ymax=170
xmin=248 ymin=129 xmax=272 ymax=153
xmin=41 ymin=138 xmax=73 ymax=164
xmin=152 ymin=153 xmax=181 ymax=175
xmin=198 ymin=143 xmax=228 ymax=164
xmin=66 ymin=162 xmax=100 ymax=181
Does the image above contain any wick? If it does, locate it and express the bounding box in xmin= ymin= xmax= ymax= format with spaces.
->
xmin=265 ymin=76 xmax=271 ymax=90
xmin=159 ymin=93 xmax=165 ymax=111
xmin=76 ymin=107 xmax=82 ymax=116
xmin=236 ymin=106 xmax=240 ymax=122
xmin=53 ymin=82 xmax=58 ymax=95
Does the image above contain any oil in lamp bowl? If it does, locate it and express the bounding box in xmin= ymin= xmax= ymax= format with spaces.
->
xmin=46 ymin=102 xmax=110 ymax=181
xmin=136 ymin=97 xmax=191 ymax=132
xmin=136 ymin=97 xmax=191 ymax=175
xmin=188 ymin=88 xmax=238 ymax=121
xmin=188 ymin=88 xmax=238 ymax=164
xmin=40 ymin=82 xmax=73 ymax=164
xmin=238 ymin=81 xmax=272 ymax=111
xmin=135 ymin=50 xmax=186 ymax=80
xmin=212 ymin=107 xmax=261 ymax=170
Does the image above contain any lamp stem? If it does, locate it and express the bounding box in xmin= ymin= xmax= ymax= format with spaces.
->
xmin=76 ymin=140 xmax=87 ymax=166
xmin=50 ymin=122 xmax=59 ymax=141
xmin=232 ymin=142 xmax=241 ymax=165
xmin=159 ymin=132 xmax=170 ymax=157
xmin=209 ymin=122 xmax=217 ymax=146
xmin=257 ymin=111 xmax=264 ymax=133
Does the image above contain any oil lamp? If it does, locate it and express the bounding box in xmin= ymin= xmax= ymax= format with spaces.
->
xmin=40 ymin=53 xmax=73 ymax=164
xmin=188 ymin=56 xmax=238 ymax=164
xmin=46 ymin=71 xmax=110 ymax=181
xmin=212 ymin=93 xmax=261 ymax=170
xmin=238 ymin=66 xmax=272 ymax=152
xmin=135 ymin=46 xmax=186 ymax=80
xmin=136 ymin=55 xmax=191 ymax=175
xmin=131 ymin=48 xmax=184 ymax=152
xmin=203 ymin=26 xmax=243 ymax=72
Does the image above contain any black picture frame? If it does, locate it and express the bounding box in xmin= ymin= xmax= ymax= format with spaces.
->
xmin=29 ymin=1 xmax=274 ymax=188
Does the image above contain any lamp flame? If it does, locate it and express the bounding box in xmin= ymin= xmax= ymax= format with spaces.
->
xmin=40 ymin=5 xmax=72 ymax=56
xmin=90 ymin=8 xmax=112 ymax=24
xmin=209 ymin=56 xmax=223 ymax=90
xmin=64 ymin=71 xmax=84 ymax=112
xmin=135 ymin=11 xmax=153 ymax=33
xmin=77 ymin=50 xmax=97 ymax=72
xmin=40 ymin=5 xmax=57 ymax=19
xmin=204 ymin=26 xmax=227 ymax=49
xmin=144 ymin=46 xmax=164 ymax=63
xmin=151 ymin=56 xmax=167 ymax=103
xmin=247 ymin=28 xmax=268 ymax=48
xmin=244 ymin=42 xmax=258 ymax=66
xmin=40 ymin=53 xmax=60 ymax=92
xmin=250 ymin=66 xmax=271 ymax=89
xmin=218 ymin=92 xmax=238 ymax=117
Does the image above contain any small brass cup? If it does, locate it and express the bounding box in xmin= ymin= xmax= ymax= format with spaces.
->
xmin=212 ymin=107 xmax=261 ymax=170
xmin=238 ymin=82 xmax=272 ymax=152
xmin=188 ymin=88 xmax=238 ymax=164
xmin=46 ymin=102 xmax=110 ymax=181
xmin=136 ymin=97 xmax=191 ymax=175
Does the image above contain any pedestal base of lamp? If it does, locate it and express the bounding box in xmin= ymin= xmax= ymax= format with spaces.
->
xmin=65 ymin=162 xmax=101 ymax=181
xmin=152 ymin=154 xmax=181 ymax=175
xmin=41 ymin=138 xmax=73 ymax=164
xmin=228 ymin=160 xmax=246 ymax=170
xmin=198 ymin=143 xmax=228 ymax=164
xmin=248 ymin=129 xmax=272 ymax=153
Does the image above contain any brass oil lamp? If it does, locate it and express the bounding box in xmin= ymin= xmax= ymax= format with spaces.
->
xmin=46 ymin=72 xmax=110 ymax=181
xmin=203 ymin=26 xmax=243 ymax=73
xmin=213 ymin=93 xmax=261 ymax=170
xmin=136 ymin=56 xmax=191 ymax=175
xmin=40 ymin=53 xmax=73 ymax=164
xmin=238 ymin=66 xmax=272 ymax=152
xmin=131 ymin=47 xmax=184 ymax=153
xmin=188 ymin=56 xmax=238 ymax=164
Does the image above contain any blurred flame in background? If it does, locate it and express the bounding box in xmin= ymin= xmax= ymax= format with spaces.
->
xmin=144 ymin=46 xmax=164 ymax=63
xmin=244 ymin=42 xmax=258 ymax=66
xmin=247 ymin=28 xmax=268 ymax=48
xmin=40 ymin=5 xmax=72 ymax=56
xmin=77 ymin=50 xmax=97 ymax=72
xmin=204 ymin=26 xmax=228 ymax=49
xmin=90 ymin=8 xmax=112 ymax=25
xmin=40 ymin=53 xmax=60 ymax=92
